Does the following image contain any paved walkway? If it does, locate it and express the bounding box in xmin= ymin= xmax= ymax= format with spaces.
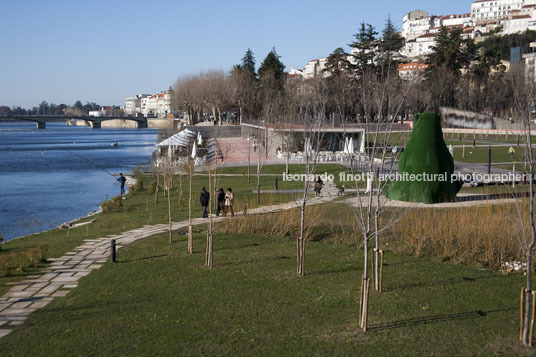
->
xmin=0 ymin=181 xmax=339 ymax=338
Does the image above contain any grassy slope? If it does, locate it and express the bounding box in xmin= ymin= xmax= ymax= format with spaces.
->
xmin=0 ymin=231 xmax=531 ymax=355
xmin=0 ymin=169 xmax=318 ymax=294
xmin=0 ymin=164 xmax=351 ymax=295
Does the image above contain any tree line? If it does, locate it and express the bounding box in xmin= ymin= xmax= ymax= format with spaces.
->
xmin=172 ymin=18 xmax=536 ymax=125
xmin=0 ymin=101 xmax=122 ymax=117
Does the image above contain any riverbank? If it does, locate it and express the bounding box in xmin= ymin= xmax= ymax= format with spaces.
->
xmin=0 ymin=122 xmax=158 ymax=240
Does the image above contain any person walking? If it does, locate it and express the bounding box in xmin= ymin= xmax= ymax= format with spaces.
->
xmin=216 ymin=188 xmax=225 ymax=216
xmin=224 ymin=188 xmax=234 ymax=217
xmin=314 ymin=175 xmax=323 ymax=196
xmin=117 ymin=173 xmax=127 ymax=196
xmin=200 ymin=187 xmax=210 ymax=218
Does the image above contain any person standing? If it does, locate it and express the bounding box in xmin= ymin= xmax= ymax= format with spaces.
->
xmin=216 ymin=188 xmax=225 ymax=216
xmin=200 ymin=187 xmax=210 ymax=218
xmin=117 ymin=173 xmax=127 ymax=196
xmin=224 ymin=188 xmax=234 ymax=217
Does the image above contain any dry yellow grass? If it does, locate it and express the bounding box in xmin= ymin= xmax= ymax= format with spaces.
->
xmin=388 ymin=203 xmax=528 ymax=269
xmin=217 ymin=204 xmax=323 ymax=241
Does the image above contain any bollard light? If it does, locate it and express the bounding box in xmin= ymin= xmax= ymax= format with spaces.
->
xmin=111 ymin=239 xmax=116 ymax=263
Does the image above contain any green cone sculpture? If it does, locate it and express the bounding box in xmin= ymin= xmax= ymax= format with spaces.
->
xmin=385 ymin=112 xmax=462 ymax=203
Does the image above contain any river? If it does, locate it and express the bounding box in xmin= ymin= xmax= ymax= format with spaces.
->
xmin=0 ymin=122 xmax=158 ymax=241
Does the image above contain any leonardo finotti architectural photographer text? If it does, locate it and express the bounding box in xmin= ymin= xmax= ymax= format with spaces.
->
xmin=282 ymin=172 xmax=528 ymax=184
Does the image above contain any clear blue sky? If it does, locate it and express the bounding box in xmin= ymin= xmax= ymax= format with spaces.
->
xmin=0 ymin=0 xmax=470 ymax=108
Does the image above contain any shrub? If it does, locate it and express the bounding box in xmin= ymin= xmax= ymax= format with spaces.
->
xmin=129 ymin=180 xmax=144 ymax=195
xmin=101 ymin=195 xmax=123 ymax=213
xmin=0 ymin=255 xmax=10 ymax=276
xmin=149 ymin=179 xmax=158 ymax=194
xmin=38 ymin=243 xmax=49 ymax=262
xmin=132 ymin=165 xmax=146 ymax=181
xmin=27 ymin=250 xmax=39 ymax=269
xmin=14 ymin=251 xmax=26 ymax=271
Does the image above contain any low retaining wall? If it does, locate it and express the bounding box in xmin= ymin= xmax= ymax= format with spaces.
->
xmin=186 ymin=125 xmax=241 ymax=138
xmin=147 ymin=119 xmax=175 ymax=129
xmin=101 ymin=119 xmax=138 ymax=129
xmin=440 ymin=107 xmax=525 ymax=130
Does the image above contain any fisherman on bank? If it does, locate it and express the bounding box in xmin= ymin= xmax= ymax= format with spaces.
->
xmin=117 ymin=173 xmax=127 ymax=195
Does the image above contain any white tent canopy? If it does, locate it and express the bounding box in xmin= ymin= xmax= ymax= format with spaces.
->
xmin=156 ymin=129 xmax=197 ymax=147
xmin=343 ymin=137 xmax=354 ymax=154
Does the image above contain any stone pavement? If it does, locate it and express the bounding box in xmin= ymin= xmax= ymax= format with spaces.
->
xmin=0 ymin=181 xmax=339 ymax=338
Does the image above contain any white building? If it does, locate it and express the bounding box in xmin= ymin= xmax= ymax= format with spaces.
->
xmin=302 ymin=58 xmax=328 ymax=79
xmin=142 ymin=90 xmax=172 ymax=118
xmin=124 ymin=94 xmax=150 ymax=116
xmin=88 ymin=110 xmax=103 ymax=117
xmin=398 ymin=62 xmax=430 ymax=81
xmin=402 ymin=10 xmax=435 ymax=41
xmin=124 ymin=90 xmax=172 ymax=118
xmin=442 ymin=13 xmax=473 ymax=27
xmin=523 ymin=51 xmax=536 ymax=82
xmin=502 ymin=3 xmax=536 ymax=33
xmin=471 ymin=0 xmax=525 ymax=21
xmin=403 ymin=33 xmax=438 ymax=58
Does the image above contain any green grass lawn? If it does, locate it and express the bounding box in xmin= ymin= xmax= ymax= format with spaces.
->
xmin=0 ymin=167 xmax=320 ymax=295
xmin=367 ymin=131 xmax=533 ymax=149
xmin=452 ymin=146 xmax=535 ymax=163
xmin=459 ymin=183 xmax=532 ymax=195
xmin=0 ymin=230 xmax=531 ymax=355
xmin=366 ymin=132 xmax=412 ymax=148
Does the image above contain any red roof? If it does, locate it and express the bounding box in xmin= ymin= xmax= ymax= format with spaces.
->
xmin=512 ymin=15 xmax=531 ymax=20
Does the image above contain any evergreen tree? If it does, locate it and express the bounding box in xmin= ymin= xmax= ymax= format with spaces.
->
xmin=258 ymin=47 xmax=285 ymax=82
xmin=427 ymin=27 xmax=473 ymax=71
xmin=241 ymin=48 xmax=256 ymax=77
xmin=324 ymin=47 xmax=350 ymax=76
xmin=377 ymin=16 xmax=405 ymax=71
xmin=348 ymin=23 xmax=378 ymax=76
xmin=230 ymin=50 xmax=260 ymax=120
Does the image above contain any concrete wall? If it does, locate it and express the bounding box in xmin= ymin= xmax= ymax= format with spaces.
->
xmin=186 ymin=125 xmax=242 ymax=138
xmin=66 ymin=119 xmax=92 ymax=127
xmin=440 ymin=107 xmax=524 ymax=130
xmin=147 ymin=119 xmax=175 ymax=129
xmin=440 ymin=107 xmax=495 ymax=130
xmin=101 ymin=119 xmax=138 ymax=129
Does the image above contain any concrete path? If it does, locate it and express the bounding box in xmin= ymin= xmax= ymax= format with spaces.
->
xmin=0 ymin=181 xmax=339 ymax=338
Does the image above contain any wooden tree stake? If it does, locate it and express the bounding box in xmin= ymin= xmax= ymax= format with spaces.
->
xmin=359 ymin=275 xmax=364 ymax=326
xmin=521 ymin=287 xmax=526 ymax=341
xmin=363 ymin=278 xmax=370 ymax=332
xmin=379 ymin=250 xmax=384 ymax=293
xmin=531 ymin=291 xmax=536 ymax=347
xmin=187 ymin=225 xmax=193 ymax=254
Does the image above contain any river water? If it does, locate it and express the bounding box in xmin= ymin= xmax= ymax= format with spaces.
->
xmin=0 ymin=122 xmax=158 ymax=241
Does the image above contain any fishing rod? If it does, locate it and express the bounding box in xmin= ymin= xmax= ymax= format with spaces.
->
xmin=66 ymin=149 xmax=116 ymax=177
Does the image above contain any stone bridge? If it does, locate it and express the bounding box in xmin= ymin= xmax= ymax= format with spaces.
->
xmin=0 ymin=115 xmax=148 ymax=129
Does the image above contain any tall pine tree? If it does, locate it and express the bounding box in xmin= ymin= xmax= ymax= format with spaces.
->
xmin=349 ymin=23 xmax=378 ymax=76
xmin=377 ymin=16 xmax=405 ymax=72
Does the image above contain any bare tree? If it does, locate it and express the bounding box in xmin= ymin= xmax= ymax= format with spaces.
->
xmin=172 ymin=71 xmax=231 ymax=125
xmin=510 ymin=63 xmax=536 ymax=347
xmin=350 ymin=68 xmax=411 ymax=330
xmin=292 ymin=78 xmax=327 ymax=276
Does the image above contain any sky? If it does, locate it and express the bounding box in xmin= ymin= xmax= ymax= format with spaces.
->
xmin=0 ymin=0 xmax=471 ymax=108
